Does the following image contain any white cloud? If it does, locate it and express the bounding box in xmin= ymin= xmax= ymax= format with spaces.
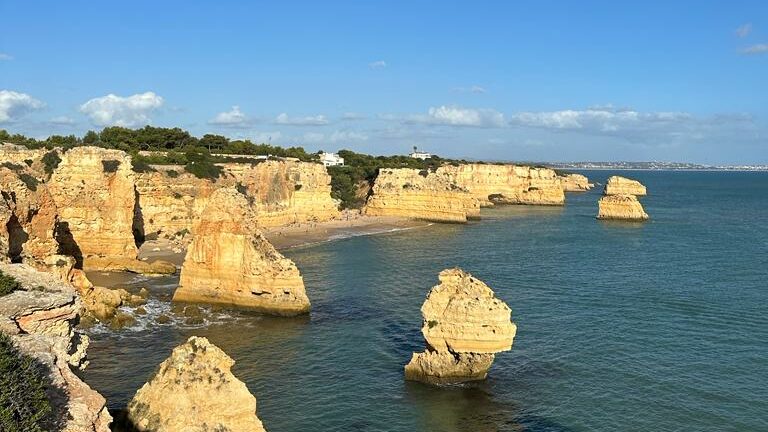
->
xmin=274 ymin=112 xmax=329 ymax=126
xmin=49 ymin=116 xmax=76 ymax=125
xmin=79 ymin=91 xmax=164 ymax=127
xmin=0 ymin=53 xmax=12 ymax=61
xmin=741 ymin=43 xmax=768 ymax=54
xmin=0 ymin=90 xmax=45 ymax=123
xmin=735 ymin=23 xmax=752 ymax=38
xmin=453 ymin=85 xmax=487 ymax=94
xmin=369 ymin=60 xmax=387 ymax=69
xmin=509 ymin=107 xmax=693 ymax=131
xmin=209 ymin=105 xmax=249 ymax=127
xmin=407 ymin=105 xmax=505 ymax=128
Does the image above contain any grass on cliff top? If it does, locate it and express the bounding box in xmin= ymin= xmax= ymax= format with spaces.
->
xmin=0 ymin=333 xmax=55 ymax=432
xmin=0 ymin=271 xmax=21 ymax=297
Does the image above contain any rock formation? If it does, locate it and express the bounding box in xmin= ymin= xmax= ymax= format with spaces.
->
xmin=136 ymin=160 xmax=340 ymax=240
xmin=603 ymin=175 xmax=647 ymax=196
xmin=127 ymin=336 xmax=267 ymax=432
xmin=436 ymin=164 xmax=565 ymax=206
xmin=173 ymin=188 xmax=310 ymax=315
xmin=365 ymin=168 xmax=480 ymax=223
xmin=597 ymin=194 xmax=649 ymax=221
xmin=559 ymin=173 xmax=593 ymax=192
xmin=404 ymin=268 xmax=517 ymax=384
xmin=0 ymin=262 xmax=112 ymax=431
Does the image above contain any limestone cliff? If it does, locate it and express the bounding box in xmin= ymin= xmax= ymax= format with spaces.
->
xmin=0 ymin=262 xmax=112 ymax=431
xmin=404 ymin=268 xmax=517 ymax=384
xmin=559 ymin=173 xmax=593 ymax=192
xmin=136 ymin=160 xmax=339 ymax=238
xmin=604 ymin=175 xmax=647 ymax=196
xmin=436 ymin=164 xmax=565 ymax=206
xmin=1 ymin=166 xmax=59 ymax=266
xmin=365 ymin=168 xmax=480 ymax=223
xmin=597 ymin=194 xmax=649 ymax=221
xmin=48 ymin=147 xmax=139 ymax=266
xmin=173 ymin=188 xmax=310 ymax=315
xmin=127 ymin=336 xmax=267 ymax=432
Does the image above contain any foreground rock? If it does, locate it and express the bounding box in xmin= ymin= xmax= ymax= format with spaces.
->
xmin=173 ymin=188 xmax=310 ymax=315
xmin=404 ymin=268 xmax=517 ymax=384
xmin=127 ymin=336 xmax=267 ymax=432
xmin=365 ymin=168 xmax=480 ymax=223
xmin=559 ymin=173 xmax=593 ymax=192
xmin=437 ymin=164 xmax=565 ymax=206
xmin=0 ymin=262 xmax=111 ymax=431
xmin=597 ymin=194 xmax=649 ymax=221
xmin=603 ymin=175 xmax=647 ymax=196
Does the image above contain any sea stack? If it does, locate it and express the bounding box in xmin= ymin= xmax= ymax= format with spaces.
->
xmin=597 ymin=176 xmax=649 ymax=221
xmin=559 ymin=173 xmax=593 ymax=192
xmin=404 ymin=268 xmax=517 ymax=384
xmin=603 ymin=175 xmax=647 ymax=196
xmin=173 ymin=188 xmax=310 ymax=315
xmin=126 ymin=336 xmax=267 ymax=432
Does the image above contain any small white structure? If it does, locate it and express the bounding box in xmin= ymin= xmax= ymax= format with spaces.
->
xmin=409 ymin=147 xmax=432 ymax=160
xmin=319 ymin=152 xmax=345 ymax=167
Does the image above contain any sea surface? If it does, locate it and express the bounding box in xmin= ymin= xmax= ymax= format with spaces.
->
xmin=80 ymin=171 xmax=768 ymax=432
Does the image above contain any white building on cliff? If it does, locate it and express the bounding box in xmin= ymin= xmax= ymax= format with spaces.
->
xmin=319 ymin=152 xmax=345 ymax=167
xmin=409 ymin=146 xmax=432 ymax=160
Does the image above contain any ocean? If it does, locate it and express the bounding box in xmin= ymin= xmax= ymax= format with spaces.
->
xmin=80 ymin=170 xmax=768 ymax=431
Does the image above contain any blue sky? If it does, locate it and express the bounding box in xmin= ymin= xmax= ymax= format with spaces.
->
xmin=1 ymin=0 xmax=767 ymax=164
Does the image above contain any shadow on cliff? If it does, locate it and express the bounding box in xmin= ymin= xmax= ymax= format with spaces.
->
xmin=132 ymin=188 xmax=145 ymax=249
xmin=108 ymin=410 xmax=139 ymax=432
xmin=5 ymin=213 xmax=29 ymax=263
xmin=54 ymin=221 xmax=83 ymax=268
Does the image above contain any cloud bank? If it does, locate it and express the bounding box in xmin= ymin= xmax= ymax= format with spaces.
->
xmin=79 ymin=91 xmax=164 ymax=127
xmin=0 ymin=90 xmax=45 ymax=123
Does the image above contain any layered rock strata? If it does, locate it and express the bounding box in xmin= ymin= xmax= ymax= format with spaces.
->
xmin=437 ymin=164 xmax=565 ymax=206
xmin=0 ymin=262 xmax=111 ymax=431
xmin=597 ymin=194 xmax=649 ymax=221
xmin=559 ymin=173 xmax=593 ymax=192
xmin=603 ymin=175 xmax=647 ymax=196
xmin=127 ymin=336 xmax=267 ymax=432
xmin=365 ymin=168 xmax=480 ymax=223
xmin=173 ymin=188 xmax=310 ymax=315
xmin=404 ymin=268 xmax=517 ymax=384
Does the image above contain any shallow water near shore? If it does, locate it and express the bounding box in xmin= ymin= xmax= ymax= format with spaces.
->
xmin=79 ymin=171 xmax=768 ymax=431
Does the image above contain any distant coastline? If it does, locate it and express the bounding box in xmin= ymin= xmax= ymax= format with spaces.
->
xmin=540 ymin=162 xmax=768 ymax=171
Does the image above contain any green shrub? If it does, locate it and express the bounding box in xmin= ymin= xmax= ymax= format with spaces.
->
xmin=0 ymin=333 xmax=53 ymax=432
xmin=0 ymin=271 xmax=20 ymax=297
xmin=101 ymin=159 xmax=120 ymax=173
xmin=130 ymin=154 xmax=156 ymax=173
xmin=41 ymin=151 xmax=61 ymax=175
xmin=0 ymin=162 xmax=24 ymax=172
xmin=165 ymin=169 xmax=179 ymax=178
xmin=18 ymin=174 xmax=38 ymax=192
xmin=23 ymin=159 xmax=33 ymax=167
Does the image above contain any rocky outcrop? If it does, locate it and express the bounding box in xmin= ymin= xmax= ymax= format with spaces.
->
xmin=365 ymin=168 xmax=480 ymax=223
xmin=437 ymin=164 xmax=565 ymax=206
xmin=127 ymin=336 xmax=267 ymax=432
xmin=604 ymin=175 xmax=646 ymax=196
xmin=0 ymin=262 xmax=111 ymax=431
xmin=173 ymin=188 xmax=310 ymax=315
xmin=559 ymin=173 xmax=593 ymax=192
xmin=597 ymin=194 xmax=649 ymax=221
xmin=404 ymin=268 xmax=517 ymax=384
xmin=48 ymin=147 xmax=139 ymax=267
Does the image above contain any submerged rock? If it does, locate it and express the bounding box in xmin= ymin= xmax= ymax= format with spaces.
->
xmin=404 ymin=268 xmax=517 ymax=384
xmin=127 ymin=336 xmax=267 ymax=432
xmin=173 ymin=188 xmax=310 ymax=315
xmin=597 ymin=194 xmax=649 ymax=221
xmin=603 ymin=175 xmax=647 ymax=196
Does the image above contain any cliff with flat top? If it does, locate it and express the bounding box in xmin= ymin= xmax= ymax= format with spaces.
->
xmin=365 ymin=168 xmax=480 ymax=223
xmin=436 ymin=164 xmax=565 ymax=206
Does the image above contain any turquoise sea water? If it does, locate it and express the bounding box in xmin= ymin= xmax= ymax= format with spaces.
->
xmin=81 ymin=171 xmax=768 ymax=431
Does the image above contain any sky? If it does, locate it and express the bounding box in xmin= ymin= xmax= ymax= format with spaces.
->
xmin=1 ymin=0 xmax=767 ymax=164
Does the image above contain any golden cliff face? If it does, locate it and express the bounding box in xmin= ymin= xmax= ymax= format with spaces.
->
xmin=48 ymin=147 xmax=139 ymax=264
xmin=404 ymin=268 xmax=517 ymax=384
xmin=597 ymin=194 xmax=649 ymax=221
xmin=436 ymin=164 xmax=565 ymax=206
xmin=127 ymin=336 xmax=267 ymax=432
xmin=604 ymin=175 xmax=647 ymax=196
xmin=136 ymin=160 xmax=339 ymax=238
xmin=365 ymin=168 xmax=480 ymax=223
xmin=560 ymin=173 xmax=593 ymax=192
xmin=173 ymin=188 xmax=310 ymax=316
